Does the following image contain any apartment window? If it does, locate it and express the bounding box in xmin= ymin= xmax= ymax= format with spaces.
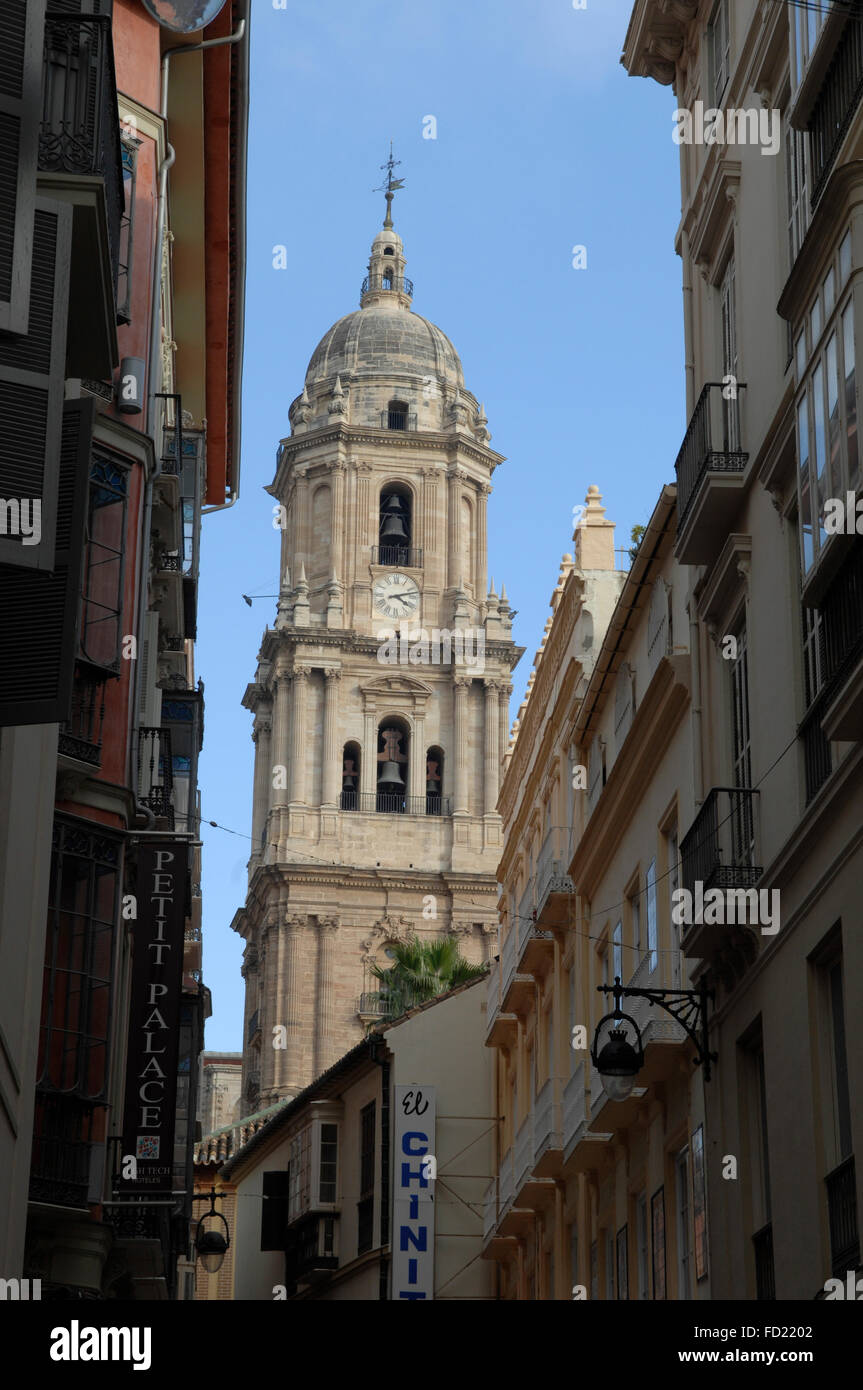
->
xmin=646 ymin=859 xmax=658 ymax=974
xmin=605 ymin=1231 xmax=615 ymax=1300
xmin=707 ymin=0 xmax=730 ymax=106
xmin=651 ymin=1187 xmax=667 ymax=1299
xmin=590 ymin=1240 xmax=598 ymax=1300
xmin=320 ymin=1123 xmax=338 ymax=1203
xmin=613 ymin=921 xmax=622 ymax=985
xmin=288 ymin=1127 xmax=312 ymax=1222
xmin=261 ymin=1170 xmax=290 ymax=1250
xmin=667 ymin=826 xmax=681 ymax=987
xmin=358 ymin=1100 xmax=376 ymax=1254
xmin=692 ymin=1125 xmax=708 ymax=1281
xmin=629 ymin=882 xmax=642 ymax=963
xmin=570 ymin=1222 xmax=579 ymax=1289
xmin=676 ymin=1147 xmax=691 ymax=1299
xmin=569 ymin=965 xmax=577 ymax=1075
xmin=545 ymin=1005 xmax=554 ymax=1080
xmin=796 ymin=240 xmax=858 ymax=577
xmin=80 ymin=452 xmax=129 ymax=673
xmin=741 ymin=1028 xmax=774 ymax=1296
xmin=616 ymin=1224 xmax=629 ymax=1300
xmin=116 ymin=134 xmax=139 ymax=324
xmin=786 ymin=115 xmax=810 ymax=265
xmin=730 ymin=616 xmax=753 ymax=793
xmin=793 ymin=0 xmax=831 ymax=90
xmin=37 ymin=819 xmax=121 ymax=1103
xmin=814 ymin=943 xmax=859 ymax=1274
xmin=720 ymin=256 xmax=740 ymax=450
xmin=636 ymin=1192 xmax=649 ymax=1300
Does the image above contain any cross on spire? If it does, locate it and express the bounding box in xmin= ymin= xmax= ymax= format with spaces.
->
xmin=374 ymin=140 xmax=405 ymax=228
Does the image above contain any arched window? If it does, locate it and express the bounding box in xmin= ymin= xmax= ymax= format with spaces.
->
xmin=378 ymin=483 xmax=412 ymax=565
xmin=376 ymin=719 xmax=409 ymax=813
xmin=426 ymin=746 xmax=444 ymax=815
xmin=382 ymin=269 xmax=393 ymax=289
xmin=387 ymin=399 xmax=409 ymax=431
xmin=341 ymin=740 xmax=360 ymax=811
xmin=383 ymin=246 xmax=395 ymax=256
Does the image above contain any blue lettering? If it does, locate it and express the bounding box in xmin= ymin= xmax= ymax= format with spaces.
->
xmin=400 ymin=1225 xmax=428 ymax=1253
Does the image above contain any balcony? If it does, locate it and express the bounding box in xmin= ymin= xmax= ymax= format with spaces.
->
xmin=39 ymin=13 xmax=123 ymax=378
xmin=753 ymin=1222 xmax=775 ymax=1300
xmin=371 ymin=545 xmax=423 ymax=568
xmin=138 ymin=726 xmax=174 ymax=829
xmin=679 ymin=786 xmax=761 ymax=958
xmin=58 ymin=664 xmax=108 ymax=767
xmin=534 ymin=829 xmax=575 ymax=931
xmin=624 ymin=955 xmax=687 ymax=1083
xmin=501 ymin=920 xmax=533 ymax=1014
xmin=28 ymin=1093 xmax=99 ymax=1209
xmin=354 ymin=792 xmax=451 ymax=816
xmin=485 ymin=955 xmax=518 ymax=1047
xmin=827 ymin=1155 xmax=860 ymax=1278
xmin=533 ymin=1076 xmax=563 ymax=1177
xmin=674 ymin=383 xmax=748 ymax=566
xmin=800 ymin=689 xmax=834 ymax=804
xmin=286 ymin=1213 xmax=338 ymax=1288
xmin=820 ymin=543 xmax=863 ymax=742
xmin=362 ymin=273 xmax=414 ymax=297
xmin=809 ymin=15 xmax=863 ymax=207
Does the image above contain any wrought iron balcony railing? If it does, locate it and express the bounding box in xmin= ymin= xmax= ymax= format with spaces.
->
xmin=58 ymin=665 xmax=108 ymax=765
xmin=675 ymin=382 xmax=748 ymax=525
xmin=810 ymin=13 xmax=863 ymax=206
xmin=39 ymin=14 xmax=123 ymax=301
xmin=362 ymin=273 xmax=413 ymax=296
xmin=371 ymin=545 xmax=423 ymax=568
xmin=800 ymin=688 xmax=833 ymax=804
xmin=28 ymin=1093 xmax=99 ymax=1209
xmin=138 ymin=726 xmax=174 ymax=828
xmin=680 ymin=786 xmax=761 ymax=897
xmin=355 ymin=791 xmax=451 ymax=816
xmin=827 ymin=1155 xmax=860 ymax=1277
xmin=820 ymin=542 xmax=863 ymax=691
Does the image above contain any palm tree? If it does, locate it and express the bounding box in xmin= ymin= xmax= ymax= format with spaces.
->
xmin=368 ymin=935 xmax=488 ymax=1020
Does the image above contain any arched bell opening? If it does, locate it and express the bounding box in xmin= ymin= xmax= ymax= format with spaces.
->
xmin=378 ymin=482 xmax=413 ymax=565
xmin=426 ymin=746 xmax=444 ymax=816
xmin=376 ymin=718 xmax=410 ymax=813
xmin=341 ymin=740 xmax=360 ymax=811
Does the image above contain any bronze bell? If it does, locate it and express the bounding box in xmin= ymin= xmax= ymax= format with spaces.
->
xmin=380 ymin=512 xmax=408 ymax=543
xmin=377 ymin=761 xmax=405 ymax=788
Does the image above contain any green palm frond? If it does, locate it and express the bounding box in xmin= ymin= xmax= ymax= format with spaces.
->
xmin=366 ymin=934 xmax=488 ymax=1020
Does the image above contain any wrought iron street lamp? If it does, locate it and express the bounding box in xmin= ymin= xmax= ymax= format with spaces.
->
xmin=591 ymin=975 xmax=716 ymax=1100
xmin=194 ymin=1188 xmax=231 ymax=1274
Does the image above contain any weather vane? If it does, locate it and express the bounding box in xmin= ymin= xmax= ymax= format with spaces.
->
xmin=373 ymin=140 xmax=405 ymax=228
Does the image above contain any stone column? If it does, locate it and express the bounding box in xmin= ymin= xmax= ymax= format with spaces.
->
xmin=453 ymin=676 xmax=471 ymax=815
xmin=282 ymin=914 xmax=305 ymax=1095
xmin=498 ymin=683 xmax=512 ymax=765
xmin=476 ymin=483 xmax=490 ymax=605
xmin=289 ymin=665 xmax=311 ymax=805
xmin=361 ymin=707 xmax=377 ymax=801
xmin=271 ymin=670 xmax=291 ymax=851
xmin=446 ymin=467 xmax=463 ymax=591
xmin=483 ymin=679 xmax=500 ymax=814
xmin=315 ymin=916 xmax=340 ymax=1076
xmin=293 ymin=466 xmax=310 ymax=567
xmin=250 ymin=707 xmax=272 ymax=870
xmin=410 ymin=711 xmax=426 ymax=809
xmin=330 ymin=460 xmax=346 ymax=580
xmin=321 ymin=669 xmax=342 ymax=807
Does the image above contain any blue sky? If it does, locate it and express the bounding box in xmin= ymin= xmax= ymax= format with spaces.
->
xmin=196 ymin=0 xmax=685 ymax=1049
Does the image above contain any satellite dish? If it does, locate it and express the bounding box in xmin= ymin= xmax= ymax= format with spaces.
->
xmin=140 ymin=0 xmax=230 ymax=33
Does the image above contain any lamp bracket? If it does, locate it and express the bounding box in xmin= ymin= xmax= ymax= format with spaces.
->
xmin=597 ymin=975 xmax=717 ymax=1081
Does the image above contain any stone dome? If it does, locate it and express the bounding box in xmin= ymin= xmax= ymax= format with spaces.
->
xmin=305 ymin=305 xmax=464 ymax=390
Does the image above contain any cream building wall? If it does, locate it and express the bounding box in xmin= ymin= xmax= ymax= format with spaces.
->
xmin=623 ymin=0 xmax=863 ymax=1298
xmin=233 ymin=212 xmax=522 ymax=1108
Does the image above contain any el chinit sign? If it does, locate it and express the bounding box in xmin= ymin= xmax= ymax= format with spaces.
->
xmin=119 ymin=842 xmax=187 ymax=1192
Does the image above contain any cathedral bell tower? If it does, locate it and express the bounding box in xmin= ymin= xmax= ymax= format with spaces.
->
xmin=234 ymin=159 xmax=522 ymax=1106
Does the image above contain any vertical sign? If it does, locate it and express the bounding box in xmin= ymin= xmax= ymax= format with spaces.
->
xmin=392 ymin=1084 xmax=436 ymax=1300
xmin=119 ymin=842 xmax=187 ymax=1193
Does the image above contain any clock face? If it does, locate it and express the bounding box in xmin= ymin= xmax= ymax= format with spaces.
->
xmin=373 ymin=572 xmax=420 ymax=621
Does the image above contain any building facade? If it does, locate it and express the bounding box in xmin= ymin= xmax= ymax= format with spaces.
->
xmin=234 ymin=194 xmax=522 ymax=1108
xmin=0 ymin=0 xmax=249 ymax=1296
xmin=623 ymin=0 xmax=863 ymax=1301
xmin=197 ymin=978 xmax=494 ymax=1301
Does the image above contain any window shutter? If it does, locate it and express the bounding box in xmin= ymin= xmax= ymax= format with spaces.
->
xmin=0 ymin=197 xmax=73 ymax=571
xmin=0 ymin=0 xmax=45 ymax=336
xmin=138 ymin=611 xmax=163 ymax=727
xmin=0 ymin=396 xmax=94 ymax=727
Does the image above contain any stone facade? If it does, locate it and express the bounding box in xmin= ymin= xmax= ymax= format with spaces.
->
xmin=233 ymin=211 xmax=522 ymax=1105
